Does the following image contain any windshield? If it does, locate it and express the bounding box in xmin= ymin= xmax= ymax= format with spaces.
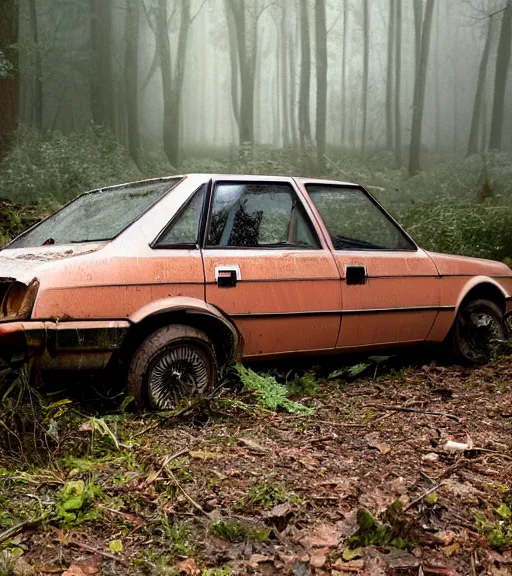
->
xmin=6 ymin=179 xmax=180 ymax=249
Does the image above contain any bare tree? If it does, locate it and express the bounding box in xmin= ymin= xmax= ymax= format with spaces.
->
xmin=394 ymin=0 xmax=402 ymax=166
xmin=280 ymin=2 xmax=290 ymax=147
xmin=341 ymin=0 xmax=348 ymax=147
xmin=125 ymin=0 xmax=142 ymax=168
xmin=90 ymin=0 xmax=115 ymax=132
xmin=362 ymin=0 xmax=369 ymax=154
xmin=408 ymin=0 xmax=435 ymax=175
xmin=467 ymin=15 xmax=494 ymax=156
xmin=413 ymin=0 xmax=423 ymax=79
xmin=28 ymin=0 xmax=43 ymax=130
xmin=224 ymin=0 xmax=240 ymax=136
xmin=386 ymin=0 xmax=395 ymax=151
xmin=315 ymin=0 xmax=327 ymax=163
xmin=0 ymin=0 xmax=19 ymax=152
xmin=489 ymin=0 xmax=512 ymax=151
xmin=299 ymin=0 xmax=312 ymax=149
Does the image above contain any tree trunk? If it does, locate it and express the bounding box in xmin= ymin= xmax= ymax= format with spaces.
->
xmin=224 ymin=0 xmax=240 ymax=136
xmin=408 ymin=0 xmax=435 ymax=175
xmin=489 ymin=0 xmax=511 ymax=151
xmin=413 ymin=0 xmax=423 ymax=80
xmin=394 ymin=0 xmax=402 ymax=166
xmin=167 ymin=0 xmax=191 ymax=167
xmin=281 ymin=3 xmax=290 ymax=148
xmin=467 ymin=15 xmax=493 ymax=157
xmin=434 ymin=0 xmax=440 ymax=152
xmin=361 ymin=0 xmax=369 ymax=154
xmin=315 ymin=0 xmax=327 ymax=164
xmin=288 ymin=28 xmax=298 ymax=149
xmin=299 ymin=0 xmax=312 ymax=149
xmin=28 ymin=0 xmax=43 ymax=131
xmin=341 ymin=0 xmax=348 ymax=146
xmin=157 ymin=0 xmax=174 ymax=164
xmin=386 ymin=0 xmax=395 ymax=150
xmin=125 ymin=0 xmax=142 ymax=169
xmin=0 ymin=0 xmax=19 ymax=153
xmin=90 ymin=0 xmax=115 ymax=132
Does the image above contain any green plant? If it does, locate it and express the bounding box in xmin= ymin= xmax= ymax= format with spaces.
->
xmin=238 ymin=482 xmax=298 ymax=510
xmin=56 ymin=480 xmax=103 ymax=527
xmin=235 ymin=364 xmax=314 ymax=415
xmin=162 ymin=518 xmax=194 ymax=556
xmin=347 ymin=507 xmax=415 ymax=550
xmin=210 ymin=520 xmax=270 ymax=543
xmin=475 ymin=501 xmax=512 ymax=550
xmin=286 ymin=372 xmax=320 ymax=396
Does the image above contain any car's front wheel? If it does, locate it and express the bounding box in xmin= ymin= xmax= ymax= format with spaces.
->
xmin=127 ymin=324 xmax=218 ymax=411
xmin=452 ymin=298 xmax=506 ymax=364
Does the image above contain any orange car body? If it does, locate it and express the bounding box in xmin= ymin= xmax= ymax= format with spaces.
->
xmin=1 ymin=174 xmax=511 ymax=372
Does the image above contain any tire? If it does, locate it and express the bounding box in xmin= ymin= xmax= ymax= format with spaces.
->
xmin=127 ymin=324 xmax=218 ymax=411
xmin=452 ymin=298 xmax=506 ymax=364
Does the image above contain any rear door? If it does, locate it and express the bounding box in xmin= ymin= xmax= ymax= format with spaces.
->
xmin=301 ymin=182 xmax=441 ymax=349
xmin=201 ymin=177 xmax=341 ymax=358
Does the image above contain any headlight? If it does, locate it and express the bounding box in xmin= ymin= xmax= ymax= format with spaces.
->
xmin=0 ymin=280 xmax=39 ymax=320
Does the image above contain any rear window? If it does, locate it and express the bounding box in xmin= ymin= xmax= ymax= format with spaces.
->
xmin=7 ymin=179 xmax=181 ymax=248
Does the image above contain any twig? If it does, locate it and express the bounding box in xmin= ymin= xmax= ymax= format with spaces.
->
xmin=362 ymin=404 xmax=461 ymax=422
xmin=0 ymin=515 xmax=48 ymax=545
xmin=144 ymin=448 xmax=191 ymax=486
xmin=404 ymin=482 xmax=444 ymax=512
xmin=58 ymin=539 xmax=130 ymax=567
xmin=165 ymin=466 xmax=211 ymax=518
xmin=467 ymin=447 xmax=512 ymax=461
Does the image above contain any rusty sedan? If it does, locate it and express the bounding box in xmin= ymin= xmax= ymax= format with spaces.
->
xmin=1 ymin=174 xmax=511 ymax=410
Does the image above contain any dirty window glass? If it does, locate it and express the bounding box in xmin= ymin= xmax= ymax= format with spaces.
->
xmin=7 ymin=179 xmax=180 ymax=248
xmin=307 ymin=185 xmax=415 ymax=251
xmin=207 ymin=182 xmax=319 ymax=249
xmin=155 ymin=185 xmax=205 ymax=247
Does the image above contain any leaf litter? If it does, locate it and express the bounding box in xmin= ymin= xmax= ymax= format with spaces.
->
xmin=0 ymin=356 xmax=511 ymax=574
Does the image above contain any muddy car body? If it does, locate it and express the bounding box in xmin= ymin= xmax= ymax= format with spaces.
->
xmin=1 ymin=174 xmax=511 ymax=409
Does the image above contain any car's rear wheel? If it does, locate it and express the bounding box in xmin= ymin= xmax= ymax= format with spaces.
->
xmin=452 ymin=298 xmax=506 ymax=364
xmin=127 ymin=324 xmax=218 ymax=411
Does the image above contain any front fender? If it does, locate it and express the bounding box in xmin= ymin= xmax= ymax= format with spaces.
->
xmin=455 ymin=276 xmax=509 ymax=312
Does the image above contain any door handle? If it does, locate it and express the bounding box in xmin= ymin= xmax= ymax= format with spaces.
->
xmin=345 ymin=265 xmax=367 ymax=285
xmin=215 ymin=265 xmax=241 ymax=288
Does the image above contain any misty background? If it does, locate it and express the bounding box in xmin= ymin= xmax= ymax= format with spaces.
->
xmin=0 ymin=0 xmax=511 ymax=261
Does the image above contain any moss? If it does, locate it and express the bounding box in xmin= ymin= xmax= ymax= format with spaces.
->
xmin=210 ymin=520 xmax=270 ymax=543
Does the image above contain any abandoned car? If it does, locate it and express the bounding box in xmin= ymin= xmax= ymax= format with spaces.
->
xmin=1 ymin=174 xmax=511 ymax=410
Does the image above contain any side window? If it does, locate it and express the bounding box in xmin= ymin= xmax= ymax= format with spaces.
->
xmin=154 ymin=185 xmax=205 ymax=247
xmin=206 ymin=182 xmax=319 ymax=249
xmin=307 ymin=185 xmax=415 ymax=251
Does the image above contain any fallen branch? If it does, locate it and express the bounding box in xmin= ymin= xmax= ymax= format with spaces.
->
xmin=0 ymin=515 xmax=49 ymax=545
xmin=362 ymin=404 xmax=461 ymax=422
xmin=404 ymin=482 xmax=444 ymax=512
xmin=164 ymin=466 xmax=211 ymax=518
xmin=57 ymin=539 xmax=130 ymax=567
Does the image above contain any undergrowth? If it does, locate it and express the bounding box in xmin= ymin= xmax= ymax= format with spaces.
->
xmin=234 ymin=364 xmax=314 ymax=415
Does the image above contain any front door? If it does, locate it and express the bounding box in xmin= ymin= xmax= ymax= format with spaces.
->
xmin=303 ymin=182 xmax=441 ymax=349
xmin=202 ymin=178 xmax=341 ymax=358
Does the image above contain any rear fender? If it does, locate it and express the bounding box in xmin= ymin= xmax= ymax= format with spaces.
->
xmin=128 ymin=296 xmax=243 ymax=363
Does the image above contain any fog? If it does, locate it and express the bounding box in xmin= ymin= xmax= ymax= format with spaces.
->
xmin=1 ymin=0 xmax=511 ymax=174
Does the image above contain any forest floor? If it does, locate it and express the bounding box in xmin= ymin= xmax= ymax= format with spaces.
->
xmin=0 ymin=354 xmax=511 ymax=576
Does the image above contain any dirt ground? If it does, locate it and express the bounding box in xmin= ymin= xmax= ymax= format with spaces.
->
xmin=0 ymin=355 xmax=511 ymax=576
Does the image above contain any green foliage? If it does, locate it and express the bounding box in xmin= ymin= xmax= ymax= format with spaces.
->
xmin=237 ymin=482 xmax=298 ymax=510
xmin=210 ymin=520 xmax=270 ymax=543
xmin=347 ymin=507 xmax=414 ymax=550
xmin=235 ymin=364 xmax=314 ymax=415
xmin=162 ymin=517 xmax=194 ymax=557
xmin=286 ymin=372 xmax=321 ymax=396
xmin=475 ymin=500 xmax=512 ymax=550
xmin=56 ymin=480 xmax=103 ymax=527
xmin=0 ymin=125 xmax=140 ymax=204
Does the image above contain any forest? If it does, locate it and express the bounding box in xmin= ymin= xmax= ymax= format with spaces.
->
xmin=0 ymin=0 xmax=511 ymax=262
xmin=1 ymin=1 xmax=512 ymax=575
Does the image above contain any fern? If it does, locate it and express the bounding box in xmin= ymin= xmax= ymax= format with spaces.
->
xmin=234 ymin=364 xmax=314 ymax=415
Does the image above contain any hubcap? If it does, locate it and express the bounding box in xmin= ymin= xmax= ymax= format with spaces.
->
xmin=147 ymin=344 xmax=209 ymax=410
xmin=458 ymin=310 xmax=504 ymax=363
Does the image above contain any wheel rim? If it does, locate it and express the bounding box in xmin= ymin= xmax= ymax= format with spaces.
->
xmin=458 ymin=308 xmax=504 ymax=363
xmin=147 ymin=343 xmax=210 ymax=410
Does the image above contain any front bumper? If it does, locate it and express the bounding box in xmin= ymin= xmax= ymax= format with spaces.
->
xmin=0 ymin=320 xmax=130 ymax=370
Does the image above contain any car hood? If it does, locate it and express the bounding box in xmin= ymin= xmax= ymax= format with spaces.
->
xmin=0 ymin=243 xmax=107 ymax=284
xmin=426 ymin=251 xmax=512 ymax=277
